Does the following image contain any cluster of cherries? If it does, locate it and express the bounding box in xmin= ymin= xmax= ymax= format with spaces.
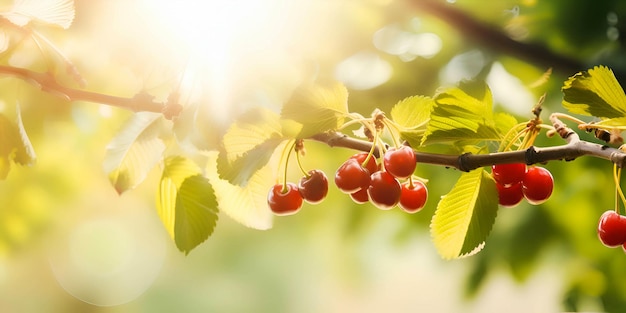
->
xmin=492 ymin=163 xmax=554 ymax=207
xmin=334 ymin=146 xmax=428 ymax=213
xmin=266 ymin=145 xmax=428 ymax=215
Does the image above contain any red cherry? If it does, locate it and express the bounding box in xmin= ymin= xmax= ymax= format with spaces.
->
xmin=351 ymin=152 xmax=378 ymax=175
xmin=367 ymin=171 xmax=401 ymax=210
xmin=383 ymin=146 xmax=416 ymax=179
xmin=350 ymin=188 xmax=369 ymax=204
xmin=298 ymin=170 xmax=328 ymax=204
xmin=496 ymin=182 xmax=524 ymax=207
xmin=492 ymin=163 xmax=527 ymax=185
xmin=335 ymin=158 xmax=371 ymax=194
xmin=399 ymin=180 xmax=428 ymax=213
xmin=598 ymin=210 xmax=626 ymax=247
xmin=267 ymin=183 xmax=303 ymax=216
xmin=522 ymin=167 xmax=554 ymax=204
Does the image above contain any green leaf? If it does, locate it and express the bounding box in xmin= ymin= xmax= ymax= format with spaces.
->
xmin=390 ymin=95 xmax=433 ymax=147
xmin=223 ymin=107 xmax=283 ymax=162
xmin=157 ymin=156 xmax=218 ymax=254
xmin=175 ymin=175 xmax=219 ymax=254
xmin=206 ymin=152 xmax=273 ymax=230
xmin=219 ymin=107 xmax=286 ymax=186
xmin=562 ymin=65 xmax=626 ymax=118
xmin=281 ymin=80 xmax=349 ymax=138
xmin=103 ymin=112 xmax=166 ymax=194
xmin=0 ymin=106 xmax=36 ymax=179
xmin=422 ymin=84 xmax=501 ymax=145
xmin=430 ymin=169 xmax=499 ymax=259
xmin=493 ymin=112 xmax=519 ymax=136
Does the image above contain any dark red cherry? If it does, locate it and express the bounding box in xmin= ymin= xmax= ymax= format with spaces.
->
xmin=335 ymin=158 xmax=371 ymax=194
xmin=492 ymin=163 xmax=527 ymax=186
xmin=399 ymin=180 xmax=428 ymax=213
xmin=298 ymin=170 xmax=328 ymax=204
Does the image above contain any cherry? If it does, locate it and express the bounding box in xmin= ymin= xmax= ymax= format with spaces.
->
xmin=335 ymin=158 xmax=371 ymax=194
xmin=521 ymin=166 xmax=554 ymax=204
xmin=597 ymin=210 xmax=626 ymax=247
xmin=350 ymin=188 xmax=369 ymax=204
xmin=399 ymin=180 xmax=428 ymax=213
xmin=298 ymin=169 xmax=328 ymax=204
xmin=383 ymin=146 xmax=417 ymax=179
xmin=267 ymin=183 xmax=303 ymax=216
xmin=492 ymin=163 xmax=527 ymax=186
xmin=368 ymin=171 xmax=401 ymax=210
xmin=351 ymin=152 xmax=378 ymax=175
xmin=496 ymin=182 xmax=523 ymax=207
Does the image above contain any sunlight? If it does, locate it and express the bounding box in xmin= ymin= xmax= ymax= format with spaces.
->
xmin=139 ymin=0 xmax=313 ymax=118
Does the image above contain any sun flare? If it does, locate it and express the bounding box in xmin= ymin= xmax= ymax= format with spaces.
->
xmin=138 ymin=0 xmax=319 ymax=119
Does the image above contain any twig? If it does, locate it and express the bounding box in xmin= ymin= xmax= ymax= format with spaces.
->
xmin=310 ymin=115 xmax=626 ymax=171
xmin=0 ymin=65 xmax=169 ymax=114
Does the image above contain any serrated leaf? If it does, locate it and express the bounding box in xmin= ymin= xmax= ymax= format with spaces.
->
xmin=281 ymin=80 xmax=349 ymax=138
xmin=206 ymin=152 xmax=273 ymax=230
xmin=157 ymin=156 xmax=218 ymax=254
xmin=103 ymin=112 xmax=166 ymax=194
xmin=219 ymin=107 xmax=286 ymax=186
xmin=430 ymin=169 xmax=499 ymax=259
xmin=0 ymin=106 xmax=36 ymax=179
xmin=174 ymin=175 xmax=219 ymax=254
xmin=562 ymin=65 xmax=626 ymax=118
xmin=223 ymin=107 xmax=283 ymax=162
xmin=422 ymin=84 xmax=500 ymax=145
xmin=217 ymin=137 xmax=284 ymax=186
xmin=3 ymin=0 xmax=75 ymax=29
xmin=390 ymin=95 xmax=433 ymax=147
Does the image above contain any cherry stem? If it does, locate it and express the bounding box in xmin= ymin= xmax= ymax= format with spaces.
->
xmin=614 ymin=164 xmax=626 ymax=214
xmin=361 ymin=129 xmax=379 ymax=169
xmin=276 ymin=140 xmax=296 ymax=193
xmin=295 ymin=144 xmax=309 ymax=177
xmin=383 ymin=118 xmax=401 ymax=148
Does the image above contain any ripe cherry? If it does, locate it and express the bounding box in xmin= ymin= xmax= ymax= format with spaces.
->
xmin=496 ymin=182 xmax=523 ymax=207
xmin=383 ymin=146 xmax=417 ymax=179
xmin=597 ymin=210 xmax=626 ymax=247
xmin=522 ymin=166 xmax=554 ymax=204
xmin=492 ymin=163 xmax=527 ymax=185
xmin=399 ymin=180 xmax=428 ymax=213
xmin=335 ymin=158 xmax=371 ymax=194
xmin=350 ymin=188 xmax=369 ymax=204
xmin=351 ymin=152 xmax=378 ymax=175
xmin=298 ymin=169 xmax=328 ymax=204
xmin=368 ymin=171 xmax=401 ymax=210
xmin=267 ymin=183 xmax=303 ymax=216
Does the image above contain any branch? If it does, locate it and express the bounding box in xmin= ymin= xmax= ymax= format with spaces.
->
xmin=310 ymin=115 xmax=626 ymax=171
xmin=0 ymin=65 xmax=182 ymax=119
xmin=407 ymin=0 xmax=626 ymax=82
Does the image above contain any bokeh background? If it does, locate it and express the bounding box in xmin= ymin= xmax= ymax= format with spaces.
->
xmin=1 ymin=0 xmax=626 ymax=312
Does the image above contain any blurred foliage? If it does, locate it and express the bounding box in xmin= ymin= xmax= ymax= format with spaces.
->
xmin=1 ymin=0 xmax=626 ymax=312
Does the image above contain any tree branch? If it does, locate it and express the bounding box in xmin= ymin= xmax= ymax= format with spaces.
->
xmin=310 ymin=115 xmax=626 ymax=171
xmin=0 ymin=65 xmax=182 ymax=118
xmin=407 ymin=0 xmax=626 ymax=82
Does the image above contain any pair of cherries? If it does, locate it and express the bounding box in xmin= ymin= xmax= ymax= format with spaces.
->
xmin=492 ymin=163 xmax=554 ymax=207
